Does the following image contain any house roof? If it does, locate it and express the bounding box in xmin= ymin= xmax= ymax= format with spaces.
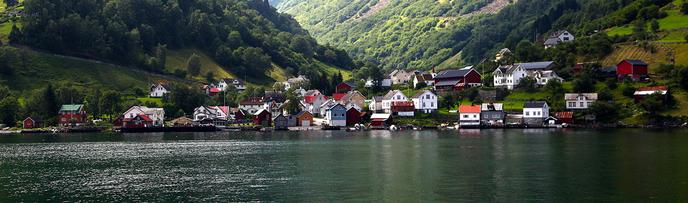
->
xmin=341 ymin=91 xmax=363 ymax=102
xmin=434 ymin=69 xmax=473 ymax=79
xmin=370 ymin=113 xmax=391 ymax=120
xmin=412 ymin=90 xmax=434 ymax=98
xmin=137 ymin=114 xmax=153 ymax=122
xmin=383 ymin=90 xmax=405 ymax=100
xmin=459 ymin=105 xmax=481 ymax=113
xmin=240 ymin=97 xmax=264 ymax=105
xmin=564 ymin=93 xmax=598 ymax=100
xmin=481 ymin=103 xmax=503 ymax=111
xmin=634 ymin=86 xmax=669 ymax=96
xmin=333 ymin=93 xmax=347 ymax=101
xmin=623 ymin=59 xmax=648 ymax=66
xmin=372 ymin=96 xmax=383 ymax=102
xmin=209 ymin=88 xmax=221 ymax=93
xmin=517 ymin=61 xmax=555 ymax=70
xmin=435 ymin=79 xmax=461 ymax=87
xmin=544 ymin=37 xmax=562 ymax=46
xmin=555 ymin=112 xmax=574 ymax=119
xmin=340 ymin=81 xmax=357 ymax=88
xmin=550 ymin=30 xmax=570 ymax=38
xmin=296 ymin=111 xmax=312 ymax=118
xmin=59 ymin=104 xmax=84 ymax=113
xmin=524 ymin=101 xmax=548 ymax=108
xmin=328 ymin=103 xmax=346 ymax=111
xmin=171 ymin=116 xmax=193 ymax=125
xmin=495 ymin=65 xmax=520 ymax=74
xmin=264 ymin=91 xmax=286 ymax=103
xmin=391 ymin=101 xmax=414 ymax=107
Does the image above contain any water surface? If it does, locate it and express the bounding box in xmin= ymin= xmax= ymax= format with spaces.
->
xmin=1 ymin=129 xmax=687 ymax=202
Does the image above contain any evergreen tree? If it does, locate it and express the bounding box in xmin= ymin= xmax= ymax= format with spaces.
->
xmin=8 ymin=24 xmax=22 ymax=44
xmin=187 ymin=53 xmax=201 ymax=76
xmin=650 ymin=19 xmax=660 ymax=33
xmin=682 ymin=2 xmax=688 ymax=15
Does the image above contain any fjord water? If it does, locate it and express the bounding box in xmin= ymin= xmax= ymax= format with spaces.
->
xmin=1 ymin=129 xmax=687 ymax=202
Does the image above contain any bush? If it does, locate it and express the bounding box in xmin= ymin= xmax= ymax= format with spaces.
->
xmin=605 ymin=78 xmax=618 ymax=90
xmin=622 ymin=86 xmax=636 ymax=98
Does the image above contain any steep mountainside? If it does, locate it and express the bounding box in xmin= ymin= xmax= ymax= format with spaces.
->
xmin=5 ymin=0 xmax=354 ymax=89
xmin=274 ymin=0 xmax=512 ymax=70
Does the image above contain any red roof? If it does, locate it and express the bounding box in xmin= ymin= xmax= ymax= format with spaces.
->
xmin=459 ymin=105 xmax=481 ymax=113
xmin=333 ymin=93 xmax=346 ymax=101
xmin=555 ymin=112 xmax=574 ymax=119
xmin=637 ymin=85 xmax=668 ymax=92
xmin=304 ymin=96 xmax=315 ymax=104
xmin=124 ymin=114 xmax=153 ymax=122
xmin=209 ymin=88 xmax=221 ymax=93
xmin=210 ymin=106 xmax=229 ymax=114
xmin=391 ymin=101 xmax=414 ymax=107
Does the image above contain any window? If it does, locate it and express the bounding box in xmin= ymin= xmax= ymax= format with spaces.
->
xmin=463 ymin=115 xmax=469 ymax=118
xmin=570 ymin=102 xmax=576 ymax=107
xmin=580 ymin=102 xmax=584 ymax=107
xmin=526 ymin=111 xmax=530 ymax=116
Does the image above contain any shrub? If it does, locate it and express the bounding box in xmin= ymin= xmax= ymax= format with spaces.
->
xmin=622 ymin=86 xmax=636 ymax=98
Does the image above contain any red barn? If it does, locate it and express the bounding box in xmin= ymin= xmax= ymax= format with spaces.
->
xmin=253 ymin=109 xmax=272 ymax=127
xmin=58 ymin=104 xmax=88 ymax=126
xmin=346 ymin=108 xmax=362 ymax=126
xmin=633 ymin=85 xmax=668 ymax=102
xmin=122 ymin=114 xmax=154 ymax=128
xmin=335 ymin=81 xmax=357 ymax=93
xmin=23 ymin=117 xmax=41 ymax=129
xmin=434 ymin=68 xmax=482 ymax=91
xmin=616 ymin=60 xmax=648 ymax=81
xmin=370 ymin=114 xmax=392 ymax=128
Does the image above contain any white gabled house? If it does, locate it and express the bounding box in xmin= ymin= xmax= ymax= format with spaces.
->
xmin=544 ymin=30 xmax=575 ymax=49
xmin=123 ymin=106 xmax=165 ymax=127
xmin=149 ymin=84 xmax=169 ymax=98
xmin=369 ymin=96 xmax=384 ymax=113
xmin=565 ymin=93 xmax=598 ymax=110
xmin=193 ymin=106 xmax=229 ymax=125
xmin=390 ymin=70 xmax=415 ymax=85
xmin=523 ymin=101 xmax=550 ymax=126
xmin=218 ymin=78 xmax=246 ymax=91
xmin=411 ymin=90 xmax=437 ymax=113
xmin=493 ymin=61 xmax=557 ymax=89
xmin=381 ymin=90 xmax=407 ymax=113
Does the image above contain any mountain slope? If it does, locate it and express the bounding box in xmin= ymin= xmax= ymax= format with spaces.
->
xmin=274 ymin=0 xmax=511 ymax=70
xmin=9 ymin=0 xmax=354 ymax=86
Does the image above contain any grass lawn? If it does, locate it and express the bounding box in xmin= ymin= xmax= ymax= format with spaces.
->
xmin=657 ymin=10 xmax=688 ymax=31
xmin=606 ymin=26 xmax=633 ymax=36
xmin=658 ymin=30 xmax=688 ymax=42
xmin=0 ymin=21 xmax=15 ymax=42
xmin=501 ymin=89 xmax=549 ymax=111
xmin=136 ymin=97 xmax=163 ymax=106
xmin=315 ymin=60 xmax=352 ymax=80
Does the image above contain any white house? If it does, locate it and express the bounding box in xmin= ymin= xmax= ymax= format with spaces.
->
xmin=218 ymin=78 xmax=246 ymax=91
xmin=365 ymin=78 xmax=392 ymax=88
xmin=303 ymin=93 xmax=327 ymax=116
xmin=390 ymin=70 xmax=415 ymax=85
xmin=193 ymin=106 xmax=229 ymax=125
xmin=411 ymin=90 xmax=438 ymax=113
xmin=123 ymin=106 xmax=165 ymax=127
xmin=523 ymin=101 xmax=550 ymax=126
xmin=369 ymin=96 xmax=384 ymax=113
xmin=282 ymin=75 xmax=309 ymax=91
xmin=459 ymin=105 xmax=481 ymax=127
xmin=413 ymin=73 xmax=435 ymax=88
xmin=381 ymin=90 xmax=407 ymax=113
xmin=149 ymin=84 xmax=169 ymax=98
xmin=565 ymin=93 xmax=598 ymax=110
xmin=239 ymin=97 xmax=265 ymax=114
xmin=544 ymin=30 xmax=575 ymax=49
xmin=531 ymin=70 xmax=563 ymax=86
xmin=493 ymin=61 xmax=557 ymax=89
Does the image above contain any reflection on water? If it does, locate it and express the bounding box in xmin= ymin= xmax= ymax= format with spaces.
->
xmin=1 ymin=129 xmax=687 ymax=202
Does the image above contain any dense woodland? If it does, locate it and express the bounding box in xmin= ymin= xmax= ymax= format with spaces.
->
xmin=11 ymin=0 xmax=355 ymax=77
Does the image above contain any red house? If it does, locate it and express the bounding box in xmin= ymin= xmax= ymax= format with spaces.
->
xmin=370 ymin=114 xmax=392 ymax=128
xmin=555 ymin=112 xmax=574 ymax=124
xmin=346 ymin=108 xmax=362 ymax=126
xmin=122 ymin=114 xmax=154 ymax=128
xmin=253 ymin=109 xmax=272 ymax=127
xmin=23 ymin=117 xmax=41 ymax=129
xmin=58 ymin=104 xmax=88 ymax=126
xmin=335 ymin=81 xmax=357 ymax=93
xmin=616 ymin=59 xmax=648 ymax=81
xmin=434 ymin=68 xmax=482 ymax=91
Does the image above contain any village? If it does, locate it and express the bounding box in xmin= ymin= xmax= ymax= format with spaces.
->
xmin=10 ymin=30 xmax=676 ymax=133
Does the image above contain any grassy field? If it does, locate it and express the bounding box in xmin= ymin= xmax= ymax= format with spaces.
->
xmin=0 ymin=46 xmax=187 ymax=93
xmin=166 ymin=48 xmax=236 ymax=80
xmin=0 ymin=21 xmax=11 ymax=42
xmin=606 ymin=1 xmax=688 ymax=37
xmin=137 ymin=97 xmax=163 ymax=106
xmin=601 ymin=43 xmax=688 ymax=73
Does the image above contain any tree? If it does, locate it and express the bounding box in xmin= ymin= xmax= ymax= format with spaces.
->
xmin=685 ymin=34 xmax=688 ymax=43
xmin=187 ymin=53 xmax=201 ymax=76
xmin=639 ymin=93 xmax=666 ymax=115
xmin=153 ymin=44 xmax=167 ymax=71
xmin=101 ymin=91 xmax=122 ymax=120
xmin=632 ymin=20 xmax=648 ymax=40
xmin=87 ymin=89 xmax=102 ymax=119
xmin=273 ymin=82 xmax=286 ymax=91
xmin=8 ymin=24 xmax=22 ymax=44
xmin=682 ymin=2 xmax=688 ymax=15
xmin=544 ymin=79 xmax=564 ymax=95
xmin=589 ymin=102 xmax=619 ymax=124
xmin=650 ymin=19 xmax=660 ymax=33
xmin=622 ymin=86 xmax=636 ymax=98
xmin=518 ymin=77 xmax=537 ymax=92
xmin=241 ymin=47 xmax=271 ymax=74
xmin=205 ymin=71 xmax=215 ymax=83
xmin=573 ymin=76 xmax=595 ymax=93
xmin=0 ymin=85 xmax=18 ymax=126
xmin=283 ymin=87 xmax=303 ymax=114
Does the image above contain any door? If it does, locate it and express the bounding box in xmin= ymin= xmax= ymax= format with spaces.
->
xmin=302 ymin=120 xmax=311 ymax=126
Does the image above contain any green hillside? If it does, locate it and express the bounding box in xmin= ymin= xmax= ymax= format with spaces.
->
xmin=0 ymin=46 xmax=188 ymax=93
xmin=274 ymin=0 xmax=513 ymax=70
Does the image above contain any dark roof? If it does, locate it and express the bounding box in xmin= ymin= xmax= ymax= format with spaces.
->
xmin=372 ymin=96 xmax=383 ymax=102
xmin=601 ymin=66 xmax=617 ymax=73
xmin=544 ymin=38 xmax=562 ymax=45
xmin=517 ymin=61 xmax=555 ymax=70
xmin=434 ymin=69 xmax=473 ymax=79
xmin=264 ymin=91 xmax=286 ymax=103
xmin=524 ymin=101 xmax=548 ymax=108
xmin=412 ymin=90 xmax=434 ymax=98
xmin=342 ymin=81 xmax=358 ymax=88
xmin=435 ymin=80 xmax=461 ymax=87
xmin=623 ymin=59 xmax=648 ymax=66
